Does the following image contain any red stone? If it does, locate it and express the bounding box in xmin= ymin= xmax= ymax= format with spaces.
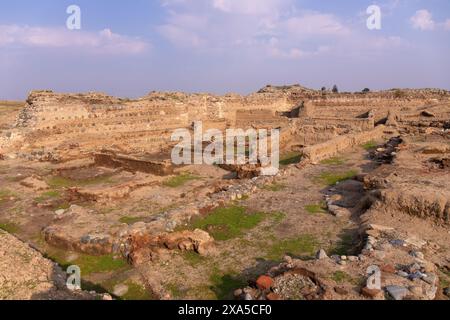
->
xmin=381 ymin=264 xmax=396 ymax=274
xmin=361 ymin=287 xmax=383 ymax=299
xmin=256 ymin=275 xmax=274 ymax=291
xmin=266 ymin=293 xmax=281 ymax=301
xmin=334 ymin=287 xmax=349 ymax=295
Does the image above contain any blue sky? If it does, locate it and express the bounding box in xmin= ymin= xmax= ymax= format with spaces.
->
xmin=1 ymin=0 xmax=449 ymax=100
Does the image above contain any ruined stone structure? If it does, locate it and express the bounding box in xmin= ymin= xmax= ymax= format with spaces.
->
xmin=2 ymin=85 xmax=449 ymax=163
xmin=1 ymin=84 xmax=450 ymax=301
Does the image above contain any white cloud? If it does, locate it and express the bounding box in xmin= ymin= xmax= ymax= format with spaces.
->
xmin=444 ymin=19 xmax=450 ymax=31
xmin=283 ymin=13 xmax=350 ymax=37
xmin=410 ymin=10 xmax=435 ymax=31
xmin=212 ymin=0 xmax=290 ymax=16
xmin=157 ymin=0 xmax=350 ymax=59
xmin=0 ymin=25 xmax=149 ymax=54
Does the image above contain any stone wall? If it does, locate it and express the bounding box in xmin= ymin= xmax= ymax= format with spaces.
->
xmin=5 ymin=86 xmax=448 ymax=160
xmin=302 ymin=125 xmax=389 ymax=163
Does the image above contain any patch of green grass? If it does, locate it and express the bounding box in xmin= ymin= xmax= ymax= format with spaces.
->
xmin=34 ymin=190 xmax=61 ymax=203
xmin=163 ymin=172 xmax=199 ymax=188
xmin=329 ymin=231 xmax=357 ymax=256
xmin=45 ymin=248 xmax=129 ymax=276
xmin=120 ymin=282 xmax=153 ymax=300
xmin=331 ymin=271 xmax=353 ymax=284
xmin=305 ymin=202 xmax=327 ymax=214
xmin=320 ymin=157 xmax=345 ymax=165
xmin=439 ymin=276 xmax=449 ymax=289
xmin=361 ymin=140 xmax=378 ymax=150
xmin=439 ymin=268 xmax=450 ymax=289
xmin=280 ymin=152 xmax=302 ymax=166
xmin=315 ymin=170 xmax=358 ymax=186
xmin=0 ymin=189 xmax=17 ymax=203
xmin=47 ymin=176 xmax=74 ymax=188
xmin=185 ymin=285 xmax=217 ymax=300
xmin=239 ymin=194 xmax=249 ymax=201
xmin=182 ymin=251 xmax=206 ymax=267
xmin=209 ymin=271 xmax=246 ymax=300
xmin=99 ymin=207 xmax=115 ymax=215
xmin=166 ymin=283 xmax=184 ymax=299
xmin=47 ymin=175 xmax=114 ymax=189
xmin=56 ymin=202 xmax=71 ymax=210
xmin=0 ymin=222 xmax=20 ymax=234
xmin=191 ymin=206 xmax=265 ymax=241
xmin=266 ymin=235 xmax=319 ymax=261
xmin=271 ymin=211 xmax=287 ymax=223
xmin=73 ymin=255 xmax=129 ymax=275
xmin=262 ymin=182 xmax=287 ymax=192
xmin=119 ymin=216 xmax=144 ymax=225
xmin=440 ymin=267 xmax=450 ymax=278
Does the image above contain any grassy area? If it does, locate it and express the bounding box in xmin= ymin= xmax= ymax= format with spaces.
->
xmin=320 ymin=157 xmax=346 ymax=165
xmin=117 ymin=281 xmax=152 ymax=300
xmin=119 ymin=216 xmax=145 ymax=225
xmin=439 ymin=268 xmax=450 ymax=289
xmin=0 ymin=189 xmax=17 ymax=204
xmin=88 ymin=277 xmax=153 ymax=300
xmin=34 ymin=190 xmax=61 ymax=203
xmin=191 ymin=206 xmax=265 ymax=241
xmin=329 ymin=230 xmax=358 ymax=256
xmin=266 ymin=234 xmax=319 ymax=261
xmin=271 ymin=211 xmax=287 ymax=223
xmin=331 ymin=271 xmax=353 ymax=284
xmin=166 ymin=283 xmax=184 ymax=299
xmin=280 ymin=152 xmax=302 ymax=166
xmin=0 ymin=222 xmax=20 ymax=234
xmin=45 ymin=248 xmax=129 ymax=276
xmin=163 ymin=172 xmax=199 ymax=188
xmin=47 ymin=175 xmax=114 ymax=189
xmin=315 ymin=170 xmax=358 ymax=186
xmin=262 ymin=182 xmax=287 ymax=192
xmin=361 ymin=140 xmax=378 ymax=150
xmin=305 ymin=203 xmax=327 ymax=214
xmin=182 ymin=251 xmax=206 ymax=267
xmin=73 ymin=255 xmax=129 ymax=276
xmin=209 ymin=270 xmax=247 ymax=300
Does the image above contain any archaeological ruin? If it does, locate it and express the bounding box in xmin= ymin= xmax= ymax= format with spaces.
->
xmin=0 ymin=84 xmax=449 ymax=301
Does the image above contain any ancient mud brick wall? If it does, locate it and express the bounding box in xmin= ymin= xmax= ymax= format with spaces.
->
xmin=300 ymin=117 xmax=374 ymax=131
xmin=234 ymin=109 xmax=289 ymax=129
xmin=6 ymin=86 xmax=448 ymax=159
xmin=11 ymin=90 xmax=296 ymax=157
xmin=15 ymin=91 xmax=190 ymax=154
xmin=302 ymin=125 xmax=388 ymax=162
xmin=309 ymin=98 xmax=426 ymax=123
